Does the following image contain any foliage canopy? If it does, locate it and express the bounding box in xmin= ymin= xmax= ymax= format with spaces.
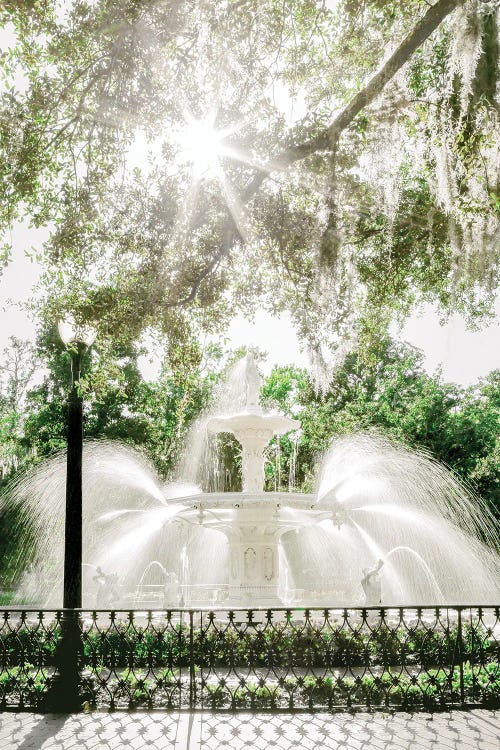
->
xmin=0 ymin=0 xmax=499 ymax=384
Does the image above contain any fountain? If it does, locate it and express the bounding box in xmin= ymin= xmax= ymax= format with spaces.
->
xmin=180 ymin=349 xmax=308 ymax=605
xmin=3 ymin=350 xmax=500 ymax=608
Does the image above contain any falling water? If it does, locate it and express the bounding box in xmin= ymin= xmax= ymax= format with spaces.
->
xmin=313 ymin=432 xmax=500 ymax=604
xmin=180 ymin=545 xmax=189 ymax=605
xmin=385 ymin=546 xmax=444 ymax=601
xmin=177 ymin=356 xmax=249 ymax=489
xmin=3 ymin=440 xmax=228 ymax=607
xmin=276 ymin=437 xmax=281 ymax=491
xmin=134 ymin=560 xmax=171 ymax=607
xmin=288 ymin=431 xmax=300 ymax=492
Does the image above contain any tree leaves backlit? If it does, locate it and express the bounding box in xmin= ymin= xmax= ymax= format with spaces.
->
xmin=0 ymin=0 xmax=498 ymax=387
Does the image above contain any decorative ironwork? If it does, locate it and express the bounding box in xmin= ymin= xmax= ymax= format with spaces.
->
xmin=0 ymin=606 xmax=498 ymax=711
xmin=0 ymin=610 xmax=60 ymax=709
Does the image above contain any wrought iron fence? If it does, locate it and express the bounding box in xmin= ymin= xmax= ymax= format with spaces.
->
xmin=0 ymin=606 xmax=498 ymax=712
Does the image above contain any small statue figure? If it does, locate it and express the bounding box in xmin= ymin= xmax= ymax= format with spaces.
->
xmin=361 ymin=559 xmax=384 ymax=605
xmin=245 ymin=349 xmax=262 ymax=412
xmin=162 ymin=572 xmax=179 ymax=608
xmin=93 ymin=566 xmax=119 ymax=607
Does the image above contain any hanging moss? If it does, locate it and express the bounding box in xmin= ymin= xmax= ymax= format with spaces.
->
xmin=472 ymin=10 xmax=499 ymax=107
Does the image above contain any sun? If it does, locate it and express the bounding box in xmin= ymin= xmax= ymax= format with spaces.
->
xmin=177 ymin=111 xmax=224 ymax=178
xmin=172 ymin=108 xmax=268 ymax=243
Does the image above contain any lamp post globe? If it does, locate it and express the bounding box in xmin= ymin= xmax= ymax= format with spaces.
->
xmin=58 ymin=317 xmax=97 ymax=348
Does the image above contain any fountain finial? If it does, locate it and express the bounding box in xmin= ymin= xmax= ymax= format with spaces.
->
xmin=245 ymin=348 xmax=262 ymax=414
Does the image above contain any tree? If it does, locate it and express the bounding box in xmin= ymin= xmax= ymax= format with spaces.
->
xmin=1 ymin=1 xmax=498 ymax=385
xmin=0 ymin=337 xmax=39 ymax=478
xmin=262 ymin=340 xmax=500 ymax=515
xmin=19 ymin=326 xmax=221 ymax=477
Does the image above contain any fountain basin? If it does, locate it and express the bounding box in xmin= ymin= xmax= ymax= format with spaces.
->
xmin=174 ymin=492 xmax=327 ymax=606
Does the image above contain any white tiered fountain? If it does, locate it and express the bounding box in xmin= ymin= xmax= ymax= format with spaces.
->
xmin=176 ymin=350 xmax=329 ymax=606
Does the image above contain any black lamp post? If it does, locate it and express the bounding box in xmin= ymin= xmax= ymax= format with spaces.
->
xmin=58 ymin=317 xmax=96 ymax=609
xmin=45 ymin=317 xmax=95 ymax=712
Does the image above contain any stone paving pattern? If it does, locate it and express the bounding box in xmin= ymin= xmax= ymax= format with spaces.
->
xmin=0 ymin=710 xmax=498 ymax=749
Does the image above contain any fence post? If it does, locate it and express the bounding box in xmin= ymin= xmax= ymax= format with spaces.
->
xmin=189 ymin=610 xmax=195 ymax=709
xmin=457 ymin=608 xmax=465 ymax=707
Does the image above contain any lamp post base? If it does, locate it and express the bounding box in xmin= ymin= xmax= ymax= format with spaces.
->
xmin=43 ymin=611 xmax=83 ymax=712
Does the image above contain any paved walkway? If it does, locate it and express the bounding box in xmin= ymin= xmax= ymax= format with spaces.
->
xmin=0 ymin=710 xmax=498 ymax=750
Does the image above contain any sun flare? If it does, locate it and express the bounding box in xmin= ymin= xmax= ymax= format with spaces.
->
xmin=178 ymin=111 xmax=224 ymax=177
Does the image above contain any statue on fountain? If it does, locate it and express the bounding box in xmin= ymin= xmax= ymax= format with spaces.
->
xmin=93 ymin=566 xmax=119 ymax=607
xmin=245 ymin=347 xmax=261 ymax=413
xmin=162 ymin=572 xmax=179 ymax=608
xmin=361 ymin=559 xmax=384 ymax=605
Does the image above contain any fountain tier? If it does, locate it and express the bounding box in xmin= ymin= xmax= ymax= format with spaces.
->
xmin=178 ymin=492 xmax=326 ymax=606
xmin=207 ymin=413 xmax=299 ymax=493
xmin=206 ymin=351 xmax=299 ymax=494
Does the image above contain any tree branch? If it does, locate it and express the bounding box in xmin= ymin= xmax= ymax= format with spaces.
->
xmin=243 ymin=0 xmax=461 ymax=202
xmin=165 ymin=224 xmax=238 ymax=308
xmin=170 ymin=0 xmax=463 ymax=308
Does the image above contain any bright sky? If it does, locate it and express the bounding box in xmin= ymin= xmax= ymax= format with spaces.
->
xmin=395 ymin=301 xmax=500 ymax=385
xmin=1 ymin=221 xmax=498 ymax=386
xmin=226 ymin=304 xmax=500 ymax=384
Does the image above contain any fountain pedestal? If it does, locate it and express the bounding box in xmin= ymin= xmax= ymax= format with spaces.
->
xmin=179 ymin=491 xmax=327 ymax=607
xmin=226 ymin=507 xmax=282 ymax=605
